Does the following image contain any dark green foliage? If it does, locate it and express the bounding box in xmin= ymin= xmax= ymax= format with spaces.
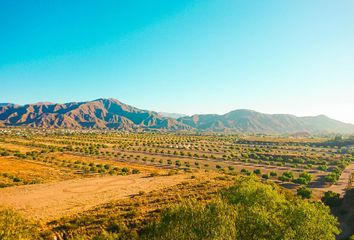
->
xmin=279 ymin=171 xmax=294 ymax=182
xmin=253 ymin=169 xmax=261 ymax=175
xmin=293 ymin=172 xmax=312 ymax=185
xmin=297 ymin=186 xmax=312 ymax=199
xmin=325 ymin=172 xmax=340 ymax=183
xmin=132 ymin=169 xmax=140 ymax=174
xmin=318 ymin=165 xmax=328 ymax=171
xmin=228 ymin=166 xmax=235 ymax=171
xmin=293 ymin=177 xmax=308 ymax=185
xmin=283 ymin=171 xmax=294 ymax=179
xmin=262 ymin=173 xmax=269 ymax=179
xmin=240 ymin=169 xmax=251 ymax=175
xmin=321 ymin=191 xmax=342 ymax=207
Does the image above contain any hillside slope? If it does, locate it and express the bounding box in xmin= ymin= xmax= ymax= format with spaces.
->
xmin=0 ymin=98 xmax=190 ymax=131
xmin=1 ymin=99 xmax=353 ymax=133
xmin=178 ymin=109 xmax=354 ymax=134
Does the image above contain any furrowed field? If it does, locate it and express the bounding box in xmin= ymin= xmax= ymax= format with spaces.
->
xmin=0 ymin=128 xmax=353 ymax=239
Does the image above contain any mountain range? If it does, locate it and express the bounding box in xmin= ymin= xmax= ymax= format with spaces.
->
xmin=0 ymin=98 xmax=353 ymax=134
xmin=0 ymin=99 xmax=189 ymax=131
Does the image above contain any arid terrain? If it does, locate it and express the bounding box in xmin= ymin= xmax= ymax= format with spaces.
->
xmin=0 ymin=173 xmax=194 ymax=222
xmin=0 ymin=128 xmax=353 ymax=239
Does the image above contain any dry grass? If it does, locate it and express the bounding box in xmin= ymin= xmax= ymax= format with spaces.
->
xmin=0 ymin=156 xmax=78 ymax=184
xmin=0 ymin=172 xmax=201 ymax=222
xmin=46 ymin=174 xmax=234 ymax=238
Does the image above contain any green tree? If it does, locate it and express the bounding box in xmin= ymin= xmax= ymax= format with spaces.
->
xmin=297 ymin=186 xmax=312 ymax=199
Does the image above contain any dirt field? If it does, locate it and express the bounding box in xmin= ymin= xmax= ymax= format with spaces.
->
xmin=0 ymin=173 xmax=193 ymax=222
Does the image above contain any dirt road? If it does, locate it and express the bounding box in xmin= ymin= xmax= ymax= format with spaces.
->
xmin=0 ymin=174 xmax=191 ymax=222
xmin=327 ymin=163 xmax=354 ymax=196
xmin=313 ymin=163 xmax=354 ymax=197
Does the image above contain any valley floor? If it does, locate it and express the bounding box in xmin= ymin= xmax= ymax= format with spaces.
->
xmin=0 ymin=173 xmax=193 ymax=222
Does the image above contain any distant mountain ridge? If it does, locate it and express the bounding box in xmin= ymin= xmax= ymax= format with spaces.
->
xmin=0 ymin=98 xmax=353 ymax=134
xmin=0 ymin=98 xmax=190 ymax=131
xmin=178 ymin=109 xmax=354 ymax=134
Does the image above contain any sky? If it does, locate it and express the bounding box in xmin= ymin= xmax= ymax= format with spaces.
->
xmin=0 ymin=0 xmax=354 ymax=123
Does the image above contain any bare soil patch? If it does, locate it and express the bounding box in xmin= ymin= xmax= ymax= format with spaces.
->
xmin=0 ymin=173 xmax=192 ymax=222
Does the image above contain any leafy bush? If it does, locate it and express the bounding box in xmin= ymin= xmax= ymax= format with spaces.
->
xmin=299 ymin=172 xmax=312 ymax=182
xmin=253 ymin=169 xmax=261 ymax=175
xmin=325 ymin=173 xmax=340 ymax=183
xmin=318 ymin=165 xmax=328 ymax=171
xmin=297 ymin=186 xmax=312 ymax=199
xmin=321 ymin=191 xmax=342 ymax=207
xmin=228 ymin=166 xmax=235 ymax=171
xmin=293 ymin=177 xmax=308 ymax=185
xmin=132 ymin=169 xmax=140 ymax=174
xmin=293 ymin=172 xmax=312 ymax=185
xmin=240 ymin=169 xmax=250 ymax=175
xmin=283 ymin=171 xmax=294 ymax=179
xmin=261 ymin=173 xmax=269 ymax=179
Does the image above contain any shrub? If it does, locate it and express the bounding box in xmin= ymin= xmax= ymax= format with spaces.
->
xmin=299 ymin=172 xmax=312 ymax=182
xmin=279 ymin=171 xmax=294 ymax=182
xmin=261 ymin=174 xmax=269 ymax=179
xmin=297 ymin=186 xmax=312 ymax=199
xmin=240 ymin=169 xmax=251 ymax=175
xmin=321 ymin=191 xmax=342 ymax=207
xmin=132 ymin=169 xmax=140 ymax=174
xmin=253 ymin=169 xmax=261 ymax=175
xmin=228 ymin=166 xmax=235 ymax=171
xmin=318 ymin=165 xmax=328 ymax=171
xmin=13 ymin=177 xmax=21 ymax=183
xmin=293 ymin=177 xmax=309 ymax=185
xmin=282 ymin=171 xmax=294 ymax=179
xmin=121 ymin=167 xmax=130 ymax=173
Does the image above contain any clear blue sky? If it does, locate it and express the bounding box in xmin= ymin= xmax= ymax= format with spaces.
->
xmin=1 ymin=0 xmax=354 ymax=123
